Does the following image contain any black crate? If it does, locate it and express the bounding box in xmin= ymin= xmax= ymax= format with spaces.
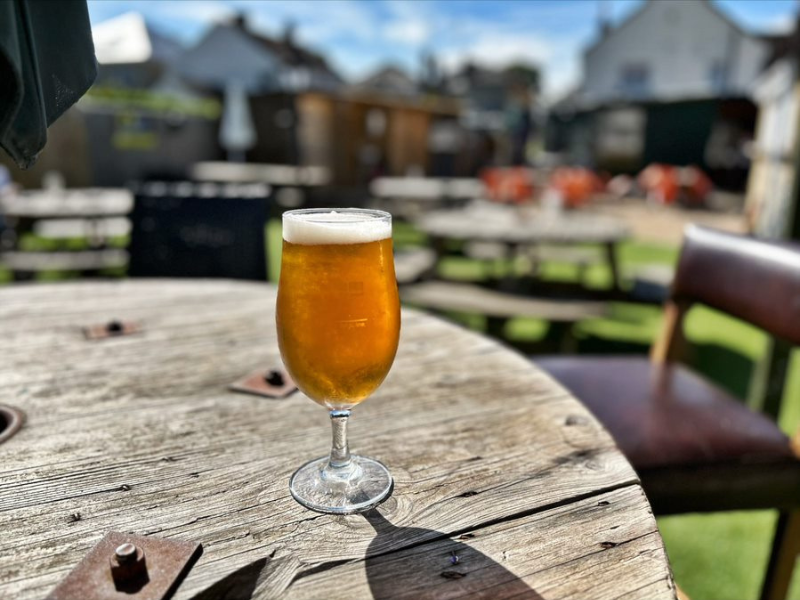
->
xmin=128 ymin=181 xmax=270 ymax=281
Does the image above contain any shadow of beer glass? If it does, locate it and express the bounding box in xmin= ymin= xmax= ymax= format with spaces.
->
xmin=363 ymin=509 xmax=543 ymax=600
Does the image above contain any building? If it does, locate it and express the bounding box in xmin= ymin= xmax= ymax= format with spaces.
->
xmin=174 ymin=16 xmax=343 ymax=166
xmin=745 ymin=20 xmax=800 ymax=239
xmin=442 ymin=63 xmax=540 ymax=170
xmin=179 ymin=16 xmax=464 ymax=184
xmin=0 ymin=13 xmax=464 ymax=188
xmin=356 ymin=66 xmax=418 ymax=98
xmin=548 ymin=0 xmax=776 ymax=188
xmin=0 ymin=12 xmax=222 ymax=188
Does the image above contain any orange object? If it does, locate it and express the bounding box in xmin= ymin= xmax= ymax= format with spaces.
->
xmin=549 ymin=167 xmax=602 ymax=208
xmin=481 ymin=167 xmax=535 ymax=204
xmin=638 ymin=163 xmax=679 ymax=204
xmin=681 ymin=165 xmax=713 ymax=204
xmin=638 ymin=163 xmax=712 ymax=205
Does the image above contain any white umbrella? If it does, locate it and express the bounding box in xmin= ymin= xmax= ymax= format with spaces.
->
xmin=219 ymin=82 xmax=256 ymax=162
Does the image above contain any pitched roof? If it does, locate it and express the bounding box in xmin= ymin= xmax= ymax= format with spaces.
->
xmin=357 ymin=65 xmax=417 ymax=95
xmin=586 ymin=0 xmax=763 ymax=57
xmin=233 ymin=17 xmax=342 ymax=85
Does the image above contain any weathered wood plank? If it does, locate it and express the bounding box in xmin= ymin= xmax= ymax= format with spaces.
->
xmin=415 ymin=204 xmax=629 ymax=245
xmin=401 ymin=281 xmax=608 ymax=322
xmin=285 ymin=486 xmax=673 ymax=600
xmin=33 ymin=217 xmax=131 ymax=240
xmin=0 ymin=189 xmax=132 ymax=218
xmin=0 ymin=249 xmax=128 ymax=272
xmin=0 ymin=281 xmax=670 ymax=599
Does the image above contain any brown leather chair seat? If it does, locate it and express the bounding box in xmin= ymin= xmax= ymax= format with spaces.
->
xmin=536 ymin=356 xmax=794 ymax=470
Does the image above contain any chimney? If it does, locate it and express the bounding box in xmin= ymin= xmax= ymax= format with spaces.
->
xmin=283 ymin=21 xmax=296 ymax=48
xmin=232 ymin=13 xmax=247 ymax=31
xmin=598 ymin=0 xmax=612 ymax=38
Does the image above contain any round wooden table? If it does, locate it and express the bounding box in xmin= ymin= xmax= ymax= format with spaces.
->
xmin=0 ymin=281 xmax=675 ymax=599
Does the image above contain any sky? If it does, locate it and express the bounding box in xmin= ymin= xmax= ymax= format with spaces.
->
xmin=87 ymin=0 xmax=799 ymax=101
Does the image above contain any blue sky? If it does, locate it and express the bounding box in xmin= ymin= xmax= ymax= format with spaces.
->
xmin=88 ymin=0 xmax=798 ymax=100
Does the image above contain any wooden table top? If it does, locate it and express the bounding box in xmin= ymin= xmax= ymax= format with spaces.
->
xmin=0 ymin=188 xmax=133 ymax=219
xmin=416 ymin=203 xmax=630 ymax=245
xmin=0 ymin=280 xmax=675 ymax=599
xmin=191 ymin=162 xmax=331 ymax=187
xmin=370 ymin=177 xmax=484 ymax=200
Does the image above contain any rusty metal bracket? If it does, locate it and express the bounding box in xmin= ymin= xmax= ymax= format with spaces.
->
xmin=83 ymin=320 xmax=141 ymax=340
xmin=229 ymin=368 xmax=297 ymax=398
xmin=0 ymin=404 xmax=24 ymax=445
xmin=47 ymin=532 xmax=202 ymax=600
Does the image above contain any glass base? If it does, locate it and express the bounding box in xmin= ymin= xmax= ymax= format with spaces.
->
xmin=289 ymin=455 xmax=393 ymax=514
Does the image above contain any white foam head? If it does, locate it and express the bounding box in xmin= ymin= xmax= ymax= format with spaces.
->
xmin=283 ymin=210 xmax=391 ymax=245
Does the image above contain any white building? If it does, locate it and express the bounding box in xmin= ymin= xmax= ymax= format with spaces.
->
xmin=582 ymin=0 xmax=770 ymax=105
xmin=746 ymin=56 xmax=800 ymax=238
xmin=549 ymin=0 xmax=778 ymax=187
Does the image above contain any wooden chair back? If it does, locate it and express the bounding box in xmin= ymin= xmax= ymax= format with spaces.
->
xmin=652 ymin=225 xmax=800 ymax=364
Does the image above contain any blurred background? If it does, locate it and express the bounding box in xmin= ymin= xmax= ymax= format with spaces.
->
xmin=1 ymin=1 xmax=799 ymax=598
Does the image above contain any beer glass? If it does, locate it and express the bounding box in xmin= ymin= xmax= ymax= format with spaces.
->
xmin=277 ymin=208 xmax=400 ymax=513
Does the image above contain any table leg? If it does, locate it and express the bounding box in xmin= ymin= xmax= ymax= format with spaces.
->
xmin=486 ymin=316 xmax=508 ymax=340
xmin=549 ymin=321 xmax=578 ymax=354
xmin=497 ymin=243 xmax=519 ymax=290
xmin=605 ymin=241 xmax=622 ymax=292
xmin=761 ymin=510 xmax=800 ymax=600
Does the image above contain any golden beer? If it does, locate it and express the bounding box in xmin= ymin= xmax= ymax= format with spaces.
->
xmin=276 ymin=214 xmax=400 ymax=409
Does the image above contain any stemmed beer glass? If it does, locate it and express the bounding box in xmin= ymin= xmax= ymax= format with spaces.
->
xmin=276 ymin=208 xmax=400 ymax=514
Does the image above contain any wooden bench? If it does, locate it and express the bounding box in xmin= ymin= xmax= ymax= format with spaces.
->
xmin=0 ymin=189 xmax=133 ymax=281
xmin=626 ymin=264 xmax=675 ymax=304
xmin=394 ymin=248 xmax=437 ymax=284
xmin=400 ymin=280 xmax=608 ymax=350
xmin=0 ymin=249 xmax=129 ymax=276
xmin=462 ymin=242 xmax=604 ymax=282
xmin=32 ymin=217 xmax=131 ymax=241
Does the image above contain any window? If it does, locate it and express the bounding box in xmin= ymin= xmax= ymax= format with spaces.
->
xmin=618 ymin=64 xmax=650 ymax=98
xmin=709 ymin=60 xmax=726 ymax=92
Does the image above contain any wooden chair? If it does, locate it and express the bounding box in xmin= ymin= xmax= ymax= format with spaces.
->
xmin=537 ymin=225 xmax=800 ymax=600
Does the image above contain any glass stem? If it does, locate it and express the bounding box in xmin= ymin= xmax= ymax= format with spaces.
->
xmin=328 ymin=410 xmax=351 ymax=469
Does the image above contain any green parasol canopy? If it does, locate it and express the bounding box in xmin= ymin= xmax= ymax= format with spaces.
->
xmin=0 ymin=0 xmax=97 ymax=168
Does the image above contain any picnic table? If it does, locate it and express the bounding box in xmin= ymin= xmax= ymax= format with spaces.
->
xmin=0 ymin=280 xmax=675 ymax=599
xmin=0 ymin=188 xmax=133 ymax=278
xmin=0 ymin=188 xmax=133 ymax=220
xmin=369 ymin=177 xmax=483 ymax=220
xmin=415 ymin=202 xmax=630 ymax=291
xmin=190 ymin=162 xmax=330 ymax=211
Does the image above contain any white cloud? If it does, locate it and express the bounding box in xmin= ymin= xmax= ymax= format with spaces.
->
xmin=384 ymin=19 xmax=429 ymax=45
xmin=381 ymin=0 xmax=431 ymax=46
xmin=152 ymin=0 xmax=234 ymax=24
xmin=232 ymin=0 xmax=380 ymax=43
xmin=89 ymin=0 xmax=587 ymax=98
xmin=89 ymin=0 xmax=237 ymax=44
xmin=762 ymin=13 xmax=795 ymax=34
xmin=439 ymin=33 xmax=551 ymax=71
xmin=434 ymin=23 xmax=584 ymax=103
xmin=543 ymin=56 xmax=581 ymax=103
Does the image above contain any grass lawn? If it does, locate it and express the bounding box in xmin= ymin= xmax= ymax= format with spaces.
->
xmin=5 ymin=219 xmax=799 ymax=599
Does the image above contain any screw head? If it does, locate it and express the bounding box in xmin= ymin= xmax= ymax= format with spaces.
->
xmin=110 ymin=542 xmax=148 ymax=588
xmin=264 ymin=370 xmax=284 ymax=386
xmin=115 ymin=543 xmax=138 ymax=564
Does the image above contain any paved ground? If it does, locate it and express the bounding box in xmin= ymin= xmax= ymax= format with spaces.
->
xmin=593 ymin=195 xmax=747 ymax=246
